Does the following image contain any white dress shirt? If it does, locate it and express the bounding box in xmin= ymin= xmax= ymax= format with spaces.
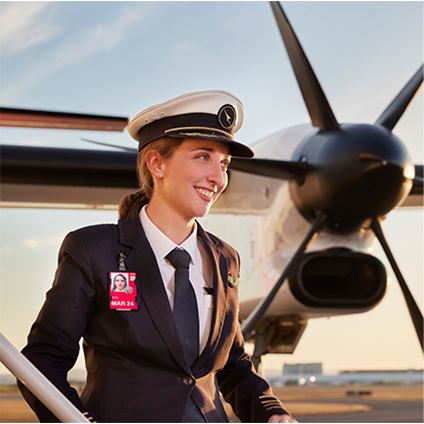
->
xmin=139 ymin=205 xmax=213 ymax=354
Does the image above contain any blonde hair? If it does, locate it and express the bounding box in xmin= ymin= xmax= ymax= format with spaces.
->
xmin=118 ymin=137 xmax=183 ymax=218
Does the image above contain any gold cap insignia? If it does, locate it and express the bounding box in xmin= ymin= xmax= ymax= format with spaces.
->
xmin=218 ymin=104 xmax=236 ymax=130
xmin=227 ymin=274 xmax=240 ymax=288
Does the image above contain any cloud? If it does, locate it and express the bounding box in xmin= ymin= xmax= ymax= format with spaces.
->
xmin=22 ymin=236 xmax=63 ymax=250
xmin=51 ymin=4 xmax=150 ymax=69
xmin=1 ymin=235 xmax=61 ymax=256
xmin=0 ymin=2 xmax=59 ymax=57
xmin=2 ymin=3 xmax=154 ymax=102
xmin=22 ymin=238 xmax=40 ymax=249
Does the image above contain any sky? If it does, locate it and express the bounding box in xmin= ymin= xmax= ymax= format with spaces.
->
xmin=0 ymin=1 xmax=423 ymax=378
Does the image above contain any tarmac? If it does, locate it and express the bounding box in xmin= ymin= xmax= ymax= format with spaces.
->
xmin=1 ymin=384 xmax=423 ymax=423
xmin=292 ymin=397 xmax=423 ymax=423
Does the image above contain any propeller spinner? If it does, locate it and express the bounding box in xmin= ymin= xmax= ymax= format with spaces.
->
xmin=289 ymin=123 xmax=414 ymax=233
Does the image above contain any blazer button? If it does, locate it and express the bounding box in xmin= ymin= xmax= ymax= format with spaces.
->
xmin=182 ymin=376 xmax=194 ymax=386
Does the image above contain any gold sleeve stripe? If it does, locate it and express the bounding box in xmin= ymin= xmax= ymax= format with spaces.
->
xmin=82 ymin=411 xmax=97 ymax=422
xmin=261 ymin=400 xmax=283 ymax=405
xmin=265 ymin=405 xmax=285 ymax=410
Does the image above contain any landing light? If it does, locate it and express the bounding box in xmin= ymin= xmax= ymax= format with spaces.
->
xmin=367 ymin=247 xmax=373 ymax=253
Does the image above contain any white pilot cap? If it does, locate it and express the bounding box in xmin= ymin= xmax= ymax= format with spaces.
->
xmin=127 ymin=90 xmax=253 ymax=158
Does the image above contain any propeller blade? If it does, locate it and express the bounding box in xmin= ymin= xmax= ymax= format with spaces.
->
xmin=81 ymin=138 xmax=137 ymax=153
xmin=269 ymin=1 xmax=338 ymax=130
xmin=375 ymin=65 xmax=423 ymax=131
xmin=242 ymin=213 xmax=328 ymax=340
xmin=229 ymin=157 xmax=308 ymax=180
xmin=0 ymin=107 xmax=128 ymax=132
xmin=371 ymin=219 xmax=424 ymax=352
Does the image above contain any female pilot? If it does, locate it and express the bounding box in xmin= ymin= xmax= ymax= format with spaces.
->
xmin=18 ymin=91 xmax=296 ymax=423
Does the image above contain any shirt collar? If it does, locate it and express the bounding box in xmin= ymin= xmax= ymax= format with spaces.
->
xmin=139 ymin=205 xmax=200 ymax=266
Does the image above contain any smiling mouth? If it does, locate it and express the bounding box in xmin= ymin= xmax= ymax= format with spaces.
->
xmin=195 ymin=187 xmax=215 ymax=200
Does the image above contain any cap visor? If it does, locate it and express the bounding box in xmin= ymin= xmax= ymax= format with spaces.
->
xmin=166 ymin=131 xmax=254 ymax=158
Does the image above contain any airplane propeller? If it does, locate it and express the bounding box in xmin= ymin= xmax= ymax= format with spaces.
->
xmin=240 ymin=1 xmax=424 ymax=352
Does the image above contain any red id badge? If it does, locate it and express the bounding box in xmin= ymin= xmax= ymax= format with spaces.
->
xmin=109 ymin=271 xmax=138 ymax=311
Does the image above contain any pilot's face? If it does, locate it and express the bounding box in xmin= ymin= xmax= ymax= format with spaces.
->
xmin=161 ymin=139 xmax=230 ymax=221
xmin=114 ymin=276 xmax=126 ymax=291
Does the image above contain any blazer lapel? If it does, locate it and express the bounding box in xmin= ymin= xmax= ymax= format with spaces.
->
xmin=194 ymin=223 xmax=228 ymax=370
xmin=118 ymin=211 xmax=191 ymax=375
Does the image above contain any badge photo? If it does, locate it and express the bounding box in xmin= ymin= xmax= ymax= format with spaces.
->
xmin=109 ymin=271 xmax=138 ymax=311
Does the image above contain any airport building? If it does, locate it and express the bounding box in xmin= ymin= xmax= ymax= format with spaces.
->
xmin=283 ymin=363 xmax=322 ymax=375
xmin=269 ymin=365 xmax=423 ymax=386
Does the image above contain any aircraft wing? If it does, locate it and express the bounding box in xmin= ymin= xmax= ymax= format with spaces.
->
xmin=0 ymin=144 xmax=422 ymax=209
xmin=0 ymin=145 xmax=136 ymax=209
xmin=0 ymin=107 xmax=128 ymax=132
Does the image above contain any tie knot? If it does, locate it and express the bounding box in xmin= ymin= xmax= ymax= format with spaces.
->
xmin=166 ymin=249 xmax=191 ymax=270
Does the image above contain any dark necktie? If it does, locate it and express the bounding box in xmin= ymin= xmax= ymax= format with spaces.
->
xmin=166 ymin=249 xmax=199 ymax=367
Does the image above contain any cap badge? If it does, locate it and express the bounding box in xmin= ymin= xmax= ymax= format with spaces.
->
xmin=218 ymin=105 xmax=236 ymax=130
xmin=227 ymin=273 xmax=240 ymax=288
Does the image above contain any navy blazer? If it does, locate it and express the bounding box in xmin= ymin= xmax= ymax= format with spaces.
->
xmin=18 ymin=209 xmax=288 ymax=422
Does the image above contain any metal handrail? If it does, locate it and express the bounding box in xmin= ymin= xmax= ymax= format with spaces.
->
xmin=0 ymin=332 xmax=89 ymax=423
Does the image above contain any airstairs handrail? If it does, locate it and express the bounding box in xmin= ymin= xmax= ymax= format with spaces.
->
xmin=0 ymin=332 xmax=89 ymax=423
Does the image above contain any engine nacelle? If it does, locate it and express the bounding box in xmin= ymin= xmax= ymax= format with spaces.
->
xmin=289 ymin=248 xmax=387 ymax=309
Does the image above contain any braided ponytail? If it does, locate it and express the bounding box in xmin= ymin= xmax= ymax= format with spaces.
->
xmin=118 ymin=189 xmax=148 ymax=219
